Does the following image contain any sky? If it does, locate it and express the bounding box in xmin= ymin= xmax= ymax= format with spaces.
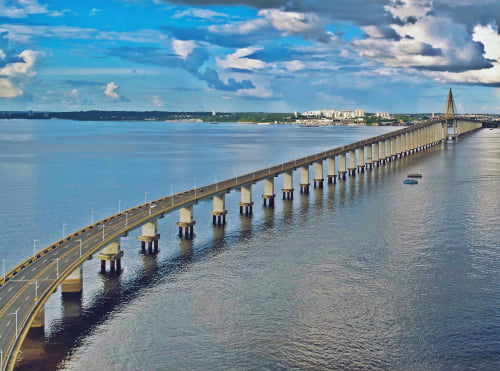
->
xmin=0 ymin=0 xmax=499 ymax=113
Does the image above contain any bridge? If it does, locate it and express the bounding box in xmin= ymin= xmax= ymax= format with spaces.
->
xmin=0 ymin=114 xmax=482 ymax=370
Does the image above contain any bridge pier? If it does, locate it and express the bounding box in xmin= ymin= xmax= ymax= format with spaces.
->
xmin=391 ymin=137 xmax=397 ymax=160
xmin=282 ymin=171 xmax=294 ymax=199
xmin=239 ymin=185 xmax=254 ymax=215
xmin=211 ymin=193 xmax=227 ymax=226
xmin=98 ymin=240 xmax=123 ymax=273
xmin=177 ymin=205 xmax=195 ymax=238
xmin=379 ymin=140 xmax=385 ymax=164
xmin=262 ymin=178 xmax=276 ymax=207
xmin=326 ymin=157 xmax=337 ymax=184
xmin=348 ymin=149 xmax=356 ymax=176
xmin=62 ymin=265 xmax=83 ymax=294
xmin=299 ymin=165 xmax=310 ymax=193
xmin=314 ymin=161 xmax=324 ymax=188
xmin=357 ymin=147 xmax=365 ymax=172
xmin=372 ymin=142 xmax=379 ymax=167
xmin=138 ymin=220 xmax=160 ymax=253
xmin=338 ymin=153 xmax=347 ymax=179
xmin=364 ymin=145 xmax=372 ymax=169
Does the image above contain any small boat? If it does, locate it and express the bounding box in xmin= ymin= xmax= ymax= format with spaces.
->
xmin=403 ymin=179 xmax=418 ymax=184
xmin=407 ymin=173 xmax=422 ymax=178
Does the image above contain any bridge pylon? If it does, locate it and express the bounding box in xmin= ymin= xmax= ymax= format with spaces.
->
xmin=444 ymin=88 xmax=458 ymax=139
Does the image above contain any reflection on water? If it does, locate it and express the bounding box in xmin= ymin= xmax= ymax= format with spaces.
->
xmin=0 ymin=121 xmax=497 ymax=370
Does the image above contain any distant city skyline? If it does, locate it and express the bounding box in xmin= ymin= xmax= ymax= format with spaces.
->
xmin=0 ymin=0 xmax=499 ymax=113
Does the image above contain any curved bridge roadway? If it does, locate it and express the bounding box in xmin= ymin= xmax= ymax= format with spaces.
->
xmin=0 ymin=117 xmax=475 ymax=370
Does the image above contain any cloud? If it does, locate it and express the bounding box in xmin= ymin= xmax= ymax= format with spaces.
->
xmin=172 ymin=39 xmax=196 ymax=59
xmin=0 ymin=0 xmax=48 ymax=18
xmin=152 ymin=95 xmax=165 ymax=107
xmin=104 ymin=82 xmax=120 ymax=99
xmin=0 ymin=24 xmax=165 ymax=44
xmin=216 ymin=47 xmax=266 ymax=71
xmin=172 ymin=8 xmax=229 ymax=20
xmin=0 ymin=49 xmax=42 ymax=98
xmin=354 ymin=15 xmax=494 ymax=73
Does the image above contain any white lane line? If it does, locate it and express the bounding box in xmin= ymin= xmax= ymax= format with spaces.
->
xmin=6 ymin=320 xmax=11 ymax=327
xmin=8 ymin=286 xmax=13 ymax=292
xmin=20 ymin=276 xmax=26 ymax=280
xmin=25 ymin=296 xmax=30 ymax=302
xmin=64 ymin=258 xmax=70 ymax=263
xmin=31 ymin=267 xmax=36 ymax=272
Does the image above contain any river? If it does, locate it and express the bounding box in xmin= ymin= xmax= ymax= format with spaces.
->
xmin=0 ymin=120 xmax=498 ymax=370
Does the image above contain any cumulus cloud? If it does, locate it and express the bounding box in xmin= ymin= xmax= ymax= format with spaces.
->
xmin=104 ymin=82 xmax=120 ymax=99
xmin=172 ymin=8 xmax=229 ymax=20
xmin=0 ymin=49 xmax=42 ymax=98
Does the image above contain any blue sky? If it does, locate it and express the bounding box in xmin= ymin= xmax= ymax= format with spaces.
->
xmin=0 ymin=0 xmax=499 ymax=113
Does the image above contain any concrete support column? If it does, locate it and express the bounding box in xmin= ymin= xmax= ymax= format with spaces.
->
xmin=441 ymin=122 xmax=447 ymax=141
xmin=138 ymin=219 xmax=160 ymax=253
xmin=314 ymin=161 xmax=324 ymax=188
xmin=262 ymin=178 xmax=276 ymax=207
xmin=282 ymin=171 xmax=294 ymax=199
xmin=379 ymin=140 xmax=386 ymax=164
xmin=385 ymin=139 xmax=391 ymax=162
xmin=327 ymin=157 xmax=337 ymax=184
xmin=98 ymin=240 xmax=123 ymax=273
xmin=395 ymin=135 xmax=401 ymax=158
xmin=357 ymin=148 xmax=365 ymax=172
xmin=62 ymin=265 xmax=83 ymax=294
xmin=364 ymin=145 xmax=372 ymax=169
xmin=300 ymin=165 xmax=310 ymax=193
xmin=31 ymin=307 xmax=45 ymax=328
xmin=239 ymin=185 xmax=253 ymax=215
xmin=177 ymin=205 xmax=195 ymax=238
xmin=348 ymin=149 xmax=356 ymax=176
xmin=373 ymin=142 xmax=379 ymax=166
xmin=211 ymin=193 xmax=227 ymax=226
xmin=391 ymin=137 xmax=397 ymax=160
xmin=338 ymin=153 xmax=347 ymax=179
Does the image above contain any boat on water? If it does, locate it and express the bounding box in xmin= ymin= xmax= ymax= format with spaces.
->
xmin=407 ymin=173 xmax=422 ymax=178
xmin=403 ymin=179 xmax=418 ymax=184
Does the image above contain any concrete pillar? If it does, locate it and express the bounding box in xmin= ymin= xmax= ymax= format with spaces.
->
xmin=282 ymin=171 xmax=294 ymax=199
xmin=373 ymin=142 xmax=379 ymax=166
xmin=300 ymin=165 xmax=310 ymax=193
xmin=338 ymin=153 xmax=347 ymax=179
xmin=62 ymin=265 xmax=83 ymax=294
xmin=391 ymin=137 xmax=397 ymax=160
xmin=357 ymin=147 xmax=365 ymax=172
xmin=385 ymin=139 xmax=391 ymax=161
xmin=138 ymin=219 xmax=160 ymax=253
xmin=348 ymin=149 xmax=356 ymax=176
xmin=395 ymin=135 xmax=401 ymax=158
xmin=314 ymin=161 xmax=324 ymax=188
xmin=403 ymin=132 xmax=409 ymax=155
xmin=327 ymin=157 xmax=337 ymax=184
xmin=177 ymin=205 xmax=195 ymax=238
xmin=211 ymin=193 xmax=227 ymax=226
xmin=98 ymin=240 xmax=123 ymax=273
xmin=365 ymin=145 xmax=372 ymax=169
xmin=31 ymin=307 xmax=45 ymax=328
xmin=379 ymin=140 xmax=386 ymax=164
xmin=262 ymin=178 xmax=276 ymax=207
xmin=239 ymin=185 xmax=254 ymax=215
